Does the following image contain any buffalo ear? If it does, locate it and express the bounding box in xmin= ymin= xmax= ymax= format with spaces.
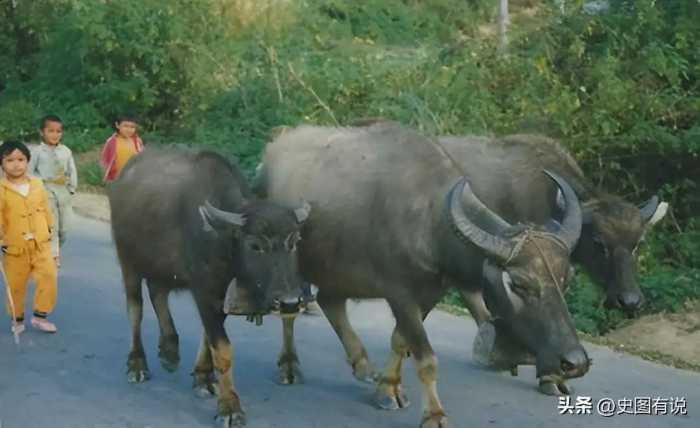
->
xmin=481 ymin=260 xmax=520 ymax=317
xmin=644 ymin=201 xmax=669 ymax=227
xmin=200 ymin=206 xmax=216 ymax=233
xmin=501 ymin=271 xmax=525 ymax=313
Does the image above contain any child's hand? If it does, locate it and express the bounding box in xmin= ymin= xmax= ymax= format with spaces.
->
xmin=54 ymin=257 xmax=61 ymax=268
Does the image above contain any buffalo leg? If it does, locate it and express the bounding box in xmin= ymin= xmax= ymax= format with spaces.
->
xmin=318 ymin=295 xmax=378 ymax=383
xmin=147 ymin=283 xmax=180 ymax=372
xmin=123 ymin=267 xmax=150 ymax=383
xmin=194 ymin=293 xmax=245 ymax=428
xmin=277 ymin=315 xmax=304 ymax=385
xmin=459 ymin=289 xmax=491 ymax=325
xmin=192 ymin=332 xmax=218 ymax=398
xmin=374 ymin=328 xmax=411 ymax=410
xmin=387 ymin=300 xmax=448 ymax=428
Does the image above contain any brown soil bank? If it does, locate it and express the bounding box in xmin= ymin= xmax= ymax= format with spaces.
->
xmin=602 ymin=300 xmax=700 ymax=370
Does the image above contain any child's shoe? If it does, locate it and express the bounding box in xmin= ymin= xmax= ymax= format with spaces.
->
xmin=11 ymin=320 xmax=25 ymax=335
xmin=31 ymin=316 xmax=57 ymax=333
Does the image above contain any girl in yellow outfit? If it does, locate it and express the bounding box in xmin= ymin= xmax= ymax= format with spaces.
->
xmin=0 ymin=140 xmax=58 ymax=334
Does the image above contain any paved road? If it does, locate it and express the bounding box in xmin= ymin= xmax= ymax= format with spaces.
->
xmin=0 ymin=216 xmax=698 ymax=428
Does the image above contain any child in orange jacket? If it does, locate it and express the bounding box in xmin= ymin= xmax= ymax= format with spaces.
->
xmin=0 ymin=140 xmax=58 ymax=334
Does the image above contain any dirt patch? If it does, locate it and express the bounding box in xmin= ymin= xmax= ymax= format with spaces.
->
xmin=600 ymin=300 xmax=700 ymax=370
xmin=70 ymin=148 xmax=111 ymax=222
xmin=73 ymin=192 xmax=110 ymax=223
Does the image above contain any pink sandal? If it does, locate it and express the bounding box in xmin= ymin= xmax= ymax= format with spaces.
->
xmin=31 ymin=317 xmax=57 ymax=333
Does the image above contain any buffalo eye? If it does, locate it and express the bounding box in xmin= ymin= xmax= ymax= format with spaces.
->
xmin=504 ymin=272 xmax=530 ymax=297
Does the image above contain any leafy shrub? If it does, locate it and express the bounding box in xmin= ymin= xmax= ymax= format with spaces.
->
xmin=78 ymin=161 xmax=104 ymax=188
xmin=0 ymin=99 xmax=38 ymax=140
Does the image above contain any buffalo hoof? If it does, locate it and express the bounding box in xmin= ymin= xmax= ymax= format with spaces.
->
xmin=352 ymin=358 xmax=379 ymax=384
xmin=420 ymin=411 xmax=449 ymax=428
xmin=127 ymin=368 xmax=151 ymax=383
xmin=158 ymin=335 xmax=180 ymax=372
xmin=277 ymin=360 xmax=304 ymax=385
xmin=160 ymin=356 xmax=179 ymax=373
xmin=193 ymin=371 xmax=219 ymax=398
xmin=126 ymin=355 xmax=151 ymax=383
xmin=215 ymin=412 xmax=246 ymax=428
xmin=374 ymin=381 xmax=410 ymax=410
xmin=538 ymin=378 xmax=572 ymax=396
xmin=217 ymin=398 xmax=246 ymax=428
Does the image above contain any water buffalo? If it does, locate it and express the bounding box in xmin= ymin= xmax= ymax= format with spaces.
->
xmin=439 ymin=133 xmax=668 ymax=314
xmin=256 ymin=123 xmax=590 ymax=427
xmin=108 ymin=147 xmax=311 ymax=427
xmin=345 ymin=119 xmax=668 ymax=357
xmin=434 ymin=134 xmax=667 ymax=378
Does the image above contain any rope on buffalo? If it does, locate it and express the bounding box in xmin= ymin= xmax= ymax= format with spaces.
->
xmin=531 ymin=235 xmax=566 ymax=300
xmin=506 ymin=229 xmax=568 ymax=297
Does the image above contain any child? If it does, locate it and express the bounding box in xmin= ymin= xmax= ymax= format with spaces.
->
xmin=99 ymin=114 xmax=144 ymax=182
xmin=0 ymin=140 xmax=58 ymax=333
xmin=28 ymin=115 xmax=78 ymax=265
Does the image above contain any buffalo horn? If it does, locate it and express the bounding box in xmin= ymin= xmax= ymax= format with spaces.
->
xmin=543 ymin=170 xmax=582 ymax=253
xmin=202 ymin=200 xmax=247 ymax=226
xmin=448 ymin=176 xmax=515 ymax=262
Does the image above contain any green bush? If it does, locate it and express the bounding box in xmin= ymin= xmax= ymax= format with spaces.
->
xmin=0 ymin=98 xmax=38 ymax=140
xmin=565 ymin=273 xmax=627 ymax=336
xmin=78 ymin=161 xmax=104 ymax=188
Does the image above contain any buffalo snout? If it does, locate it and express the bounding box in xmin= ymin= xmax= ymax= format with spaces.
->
xmin=263 ymin=277 xmax=308 ymax=314
xmin=560 ymin=346 xmax=591 ymax=379
xmin=605 ymin=290 xmax=644 ymax=312
xmin=274 ymin=297 xmax=303 ymax=314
